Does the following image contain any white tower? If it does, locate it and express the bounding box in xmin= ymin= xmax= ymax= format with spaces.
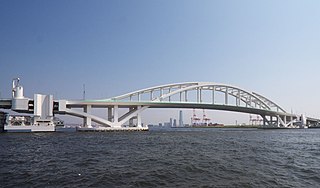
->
xmin=179 ymin=110 xmax=183 ymax=127
xmin=11 ymin=78 xmax=29 ymax=111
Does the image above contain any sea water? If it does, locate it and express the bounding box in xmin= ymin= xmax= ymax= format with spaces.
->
xmin=1 ymin=128 xmax=320 ymax=187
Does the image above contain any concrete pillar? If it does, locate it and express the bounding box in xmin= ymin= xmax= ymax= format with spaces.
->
xmin=112 ymin=105 xmax=120 ymax=127
xmin=284 ymin=116 xmax=287 ymax=125
xmin=84 ymin=105 xmax=92 ymax=128
xmin=108 ymin=107 xmax=112 ymax=121
xmin=113 ymin=105 xmax=119 ymax=123
xmin=107 ymin=107 xmax=112 ymax=121
xmin=137 ymin=106 xmax=142 ymax=127
xmin=269 ymin=116 xmax=273 ymax=126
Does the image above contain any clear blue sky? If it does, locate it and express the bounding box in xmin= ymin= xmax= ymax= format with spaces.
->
xmin=1 ymin=0 xmax=320 ymax=124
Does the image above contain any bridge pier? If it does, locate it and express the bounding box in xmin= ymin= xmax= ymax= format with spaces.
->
xmin=83 ymin=105 xmax=92 ymax=128
xmin=113 ymin=105 xmax=120 ymax=127
xmin=262 ymin=115 xmax=279 ymax=127
xmin=104 ymin=105 xmax=145 ymax=128
xmin=137 ymin=106 xmax=142 ymax=127
xmin=107 ymin=107 xmax=112 ymax=121
xmin=261 ymin=114 xmax=301 ymax=128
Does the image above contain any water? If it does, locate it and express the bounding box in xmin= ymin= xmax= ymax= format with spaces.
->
xmin=1 ymin=128 xmax=320 ymax=187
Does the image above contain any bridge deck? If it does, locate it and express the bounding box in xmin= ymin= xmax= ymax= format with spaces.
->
xmin=65 ymin=100 xmax=292 ymax=117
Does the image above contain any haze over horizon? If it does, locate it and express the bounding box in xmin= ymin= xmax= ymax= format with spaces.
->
xmin=1 ymin=0 xmax=320 ymax=124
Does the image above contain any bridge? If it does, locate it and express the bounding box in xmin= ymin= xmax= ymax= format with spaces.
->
xmin=1 ymin=79 xmax=319 ymax=131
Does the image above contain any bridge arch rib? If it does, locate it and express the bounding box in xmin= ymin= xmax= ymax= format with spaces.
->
xmin=107 ymin=82 xmax=286 ymax=113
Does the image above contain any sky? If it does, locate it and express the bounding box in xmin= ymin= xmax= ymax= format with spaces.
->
xmin=1 ymin=0 xmax=320 ymax=125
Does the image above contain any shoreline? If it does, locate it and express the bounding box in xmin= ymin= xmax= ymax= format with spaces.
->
xmin=171 ymin=125 xmax=259 ymax=129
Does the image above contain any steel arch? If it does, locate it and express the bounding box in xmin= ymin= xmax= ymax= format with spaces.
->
xmin=108 ymin=82 xmax=286 ymax=113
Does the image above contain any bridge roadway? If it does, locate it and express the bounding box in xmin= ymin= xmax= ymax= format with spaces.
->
xmin=65 ymin=100 xmax=292 ymax=117
xmin=62 ymin=99 xmax=319 ymax=128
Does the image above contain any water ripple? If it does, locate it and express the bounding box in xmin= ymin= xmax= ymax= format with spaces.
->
xmin=1 ymin=128 xmax=320 ymax=187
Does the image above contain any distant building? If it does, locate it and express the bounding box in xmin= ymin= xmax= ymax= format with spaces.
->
xmin=173 ymin=119 xmax=177 ymax=127
xmin=179 ymin=110 xmax=183 ymax=127
xmin=163 ymin=122 xmax=169 ymax=127
xmin=160 ymin=116 xmax=182 ymax=128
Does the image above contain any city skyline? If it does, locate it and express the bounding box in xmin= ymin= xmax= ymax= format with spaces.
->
xmin=1 ymin=0 xmax=320 ymax=124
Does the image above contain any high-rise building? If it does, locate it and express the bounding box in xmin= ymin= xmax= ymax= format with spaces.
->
xmin=179 ymin=110 xmax=183 ymax=127
xmin=173 ymin=119 xmax=177 ymax=127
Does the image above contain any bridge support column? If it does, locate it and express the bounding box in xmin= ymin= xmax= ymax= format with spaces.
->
xmin=83 ymin=105 xmax=92 ymax=128
xmin=107 ymin=107 xmax=113 ymax=121
xmin=137 ymin=106 xmax=142 ymax=127
xmin=113 ymin=105 xmax=119 ymax=127
xmin=262 ymin=116 xmax=270 ymax=127
xmin=284 ymin=116 xmax=287 ymax=125
xmin=262 ymin=115 xmax=281 ymax=128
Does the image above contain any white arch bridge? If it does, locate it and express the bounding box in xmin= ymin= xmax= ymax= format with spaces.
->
xmin=55 ymin=82 xmax=318 ymax=129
